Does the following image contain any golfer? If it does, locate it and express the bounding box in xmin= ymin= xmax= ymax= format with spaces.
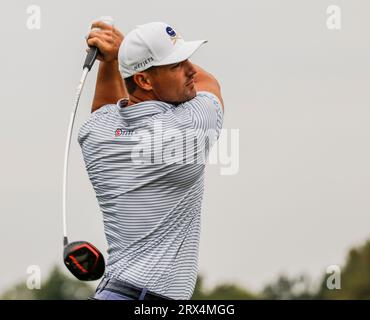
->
xmin=80 ymin=21 xmax=224 ymax=300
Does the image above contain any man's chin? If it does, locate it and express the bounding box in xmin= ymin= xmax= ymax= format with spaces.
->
xmin=172 ymin=92 xmax=197 ymax=105
xmin=185 ymin=90 xmax=197 ymax=102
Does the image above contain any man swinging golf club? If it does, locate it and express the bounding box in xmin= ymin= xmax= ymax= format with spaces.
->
xmin=80 ymin=20 xmax=224 ymax=300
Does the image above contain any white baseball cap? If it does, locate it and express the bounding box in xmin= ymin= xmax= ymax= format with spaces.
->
xmin=118 ymin=22 xmax=207 ymax=79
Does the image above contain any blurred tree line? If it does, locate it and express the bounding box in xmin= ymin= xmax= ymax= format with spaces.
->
xmin=2 ymin=239 xmax=370 ymax=300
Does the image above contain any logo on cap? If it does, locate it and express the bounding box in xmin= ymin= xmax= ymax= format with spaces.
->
xmin=133 ymin=57 xmax=155 ymax=71
xmin=166 ymin=26 xmax=176 ymax=37
xmin=166 ymin=26 xmax=181 ymax=45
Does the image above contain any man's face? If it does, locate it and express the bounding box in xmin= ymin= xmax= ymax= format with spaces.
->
xmin=146 ymin=59 xmax=197 ymax=105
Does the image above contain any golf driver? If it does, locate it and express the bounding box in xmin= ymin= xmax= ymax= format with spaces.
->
xmin=62 ymin=16 xmax=114 ymax=281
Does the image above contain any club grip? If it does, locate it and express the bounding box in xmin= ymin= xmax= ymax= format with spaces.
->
xmin=83 ymin=16 xmax=114 ymax=71
xmin=83 ymin=47 xmax=99 ymax=71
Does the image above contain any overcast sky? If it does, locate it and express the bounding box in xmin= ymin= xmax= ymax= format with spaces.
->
xmin=1 ymin=0 xmax=370 ymax=295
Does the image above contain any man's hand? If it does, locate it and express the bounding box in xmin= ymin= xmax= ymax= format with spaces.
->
xmin=87 ymin=21 xmax=127 ymax=113
xmin=86 ymin=21 xmax=124 ymax=62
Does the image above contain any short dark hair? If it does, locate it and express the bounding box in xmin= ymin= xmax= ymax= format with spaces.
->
xmin=124 ymin=66 xmax=159 ymax=94
xmin=124 ymin=76 xmax=137 ymax=94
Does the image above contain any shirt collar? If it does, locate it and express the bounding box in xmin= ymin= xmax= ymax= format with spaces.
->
xmin=117 ymin=98 xmax=174 ymax=121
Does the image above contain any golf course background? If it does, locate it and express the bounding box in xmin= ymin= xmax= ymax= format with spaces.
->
xmin=2 ymin=238 xmax=370 ymax=299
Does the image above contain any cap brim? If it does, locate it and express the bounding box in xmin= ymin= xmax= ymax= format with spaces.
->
xmin=153 ymin=40 xmax=207 ymax=66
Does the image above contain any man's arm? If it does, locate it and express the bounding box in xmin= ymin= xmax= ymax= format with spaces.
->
xmin=86 ymin=21 xmax=128 ymax=113
xmin=91 ymin=60 xmax=127 ymax=113
xmin=192 ymin=63 xmax=224 ymax=113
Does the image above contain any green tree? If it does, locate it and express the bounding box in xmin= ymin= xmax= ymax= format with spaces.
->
xmin=317 ymin=240 xmax=370 ymax=300
xmin=1 ymin=266 xmax=94 ymax=300
xmin=191 ymin=274 xmax=208 ymax=299
xmin=205 ymin=283 xmax=257 ymax=300
xmin=261 ymin=274 xmax=316 ymax=300
xmin=191 ymin=274 xmax=257 ymax=300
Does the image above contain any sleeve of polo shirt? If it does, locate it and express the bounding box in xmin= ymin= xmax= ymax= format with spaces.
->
xmin=77 ymin=104 xmax=117 ymax=148
xmin=178 ymin=91 xmax=224 ymax=140
xmin=173 ymin=91 xmax=224 ymax=161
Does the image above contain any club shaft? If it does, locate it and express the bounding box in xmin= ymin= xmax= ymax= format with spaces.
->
xmin=62 ymin=68 xmax=89 ymax=244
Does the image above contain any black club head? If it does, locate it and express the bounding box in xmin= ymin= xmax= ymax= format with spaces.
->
xmin=63 ymin=241 xmax=105 ymax=281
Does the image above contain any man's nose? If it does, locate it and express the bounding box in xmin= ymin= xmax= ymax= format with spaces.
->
xmin=184 ymin=60 xmax=196 ymax=77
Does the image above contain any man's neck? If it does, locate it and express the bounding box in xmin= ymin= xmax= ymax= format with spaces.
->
xmin=127 ymin=91 xmax=156 ymax=106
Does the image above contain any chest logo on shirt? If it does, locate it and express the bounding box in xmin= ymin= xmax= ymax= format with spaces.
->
xmin=115 ymin=128 xmax=136 ymax=137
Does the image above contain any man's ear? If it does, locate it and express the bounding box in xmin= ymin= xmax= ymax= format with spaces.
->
xmin=133 ymin=72 xmax=153 ymax=91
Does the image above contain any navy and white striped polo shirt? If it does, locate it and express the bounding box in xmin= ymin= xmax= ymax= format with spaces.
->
xmin=78 ymin=91 xmax=223 ymax=299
